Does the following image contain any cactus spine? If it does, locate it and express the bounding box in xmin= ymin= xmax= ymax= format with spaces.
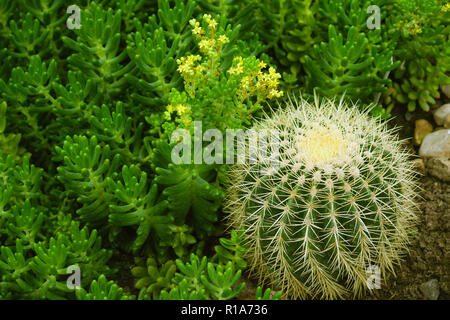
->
xmin=225 ymin=95 xmax=418 ymax=299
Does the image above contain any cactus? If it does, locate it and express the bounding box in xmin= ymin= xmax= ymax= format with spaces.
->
xmin=225 ymin=95 xmax=418 ymax=299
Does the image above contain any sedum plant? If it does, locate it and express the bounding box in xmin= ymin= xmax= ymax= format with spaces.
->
xmin=255 ymin=286 xmax=283 ymax=300
xmin=0 ymin=102 xmax=24 ymax=160
xmin=304 ymin=25 xmax=399 ymax=110
xmin=131 ymin=257 xmax=176 ymax=300
xmin=385 ymin=0 xmax=450 ymax=112
xmin=212 ymin=229 xmax=248 ymax=270
xmin=162 ymin=13 xmax=283 ymax=135
xmin=225 ymin=95 xmax=418 ymax=299
xmin=160 ymin=253 xmax=245 ymax=300
xmin=76 ymin=275 xmax=135 ymax=300
xmin=0 ymin=222 xmax=114 ymax=300
xmin=160 ymin=253 xmax=282 ymax=300
xmin=1 ymin=0 xmax=287 ymax=301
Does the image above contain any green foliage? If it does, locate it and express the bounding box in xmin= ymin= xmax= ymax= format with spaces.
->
xmin=8 ymin=13 xmax=50 ymax=59
xmin=200 ymin=0 xmax=320 ymax=78
xmin=2 ymin=0 xmax=278 ymax=301
xmin=62 ymin=3 xmax=133 ymax=100
xmin=255 ymin=286 xmax=282 ymax=300
xmin=76 ymin=274 xmax=135 ymax=300
xmin=107 ymin=166 xmax=170 ymax=252
xmin=212 ymin=229 xmax=247 ymax=269
xmin=4 ymin=200 xmax=45 ymax=249
xmin=160 ymin=253 xmax=244 ymax=300
xmin=304 ymin=25 xmax=399 ymax=107
xmin=204 ymin=0 xmax=448 ymax=115
xmin=126 ymin=0 xmax=196 ymax=109
xmin=0 ymin=152 xmax=44 ymax=243
xmin=152 ymin=140 xmax=223 ymax=238
xmin=165 ymin=224 xmax=197 ymax=257
xmin=0 ymin=102 xmax=23 ymax=159
xmin=386 ymin=0 xmax=450 ymax=112
xmin=0 ymin=222 xmax=114 ymax=300
xmin=131 ymin=257 xmax=176 ymax=300
xmin=87 ymin=102 xmax=148 ymax=165
xmin=56 ymin=135 xmax=120 ymax=224
xmin=0 ymin=152 xmax=44 ymax=208
xmin=136 ymin=230 xmax=280 ymax=300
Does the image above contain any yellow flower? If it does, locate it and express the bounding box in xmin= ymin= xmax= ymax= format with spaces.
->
xmin=218 ymin=35 xmax=229 ymax=45
xmin=167 ymin=104 xmax=175 ymax=113
xmin=175 ymin=104 xmax=190 ymax=115
xmin=193 ymin=26 xmax=204 ymax=36
xmin=189 ymin=19 xmax=198 ymax=27
xmin=198 ymin=39 xmax=210 ymax=51
xmin=176 ymin=55 xmax=202 ymax=75
xmin=208 ymin=19 xmax=218 ymax=31
xmin=268 ymin=89 xmax=284 ymax=98
xmin=164 ymin=104 xmax=176 ymax=120
xmin=268 ymin=67 xmax=280 ymax=77
xmin=228 ymin=56 xmax=244 ymax=75
xmin=240 ymin=76 xmax=252 ymax=89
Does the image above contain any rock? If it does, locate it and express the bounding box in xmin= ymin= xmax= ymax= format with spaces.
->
xmin=433 ymin=104 xmax=450 ymax=126
xmin=425 ymin=158 xmax=450 ymax=182
xmin=414 ymin=119 xmax=433 ymax=146
xmin=445 ymin=114 xmax=450 ymax=129
xmin=236 ymin=277 xmax=257 ymax=300
xmin=441 ymin=84 xmax=450 ymax=99
xmin=411 ymin=158 xmax=425 ymax=174
xmin=420 ymin=279 xmax=440 ymax=300
xmin=419 ymin=129 xmax=450 ymax=158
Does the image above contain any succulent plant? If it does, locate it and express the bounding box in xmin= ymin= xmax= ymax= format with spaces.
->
xmin=225 ymin=95 xmax=418 ymax=299
xmin=386 ymin=0 xmax=450 ymax=112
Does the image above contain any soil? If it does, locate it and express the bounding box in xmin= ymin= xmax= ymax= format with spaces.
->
xmin=365 ymin=103 xmax=450 ymax=300
xmin=366 ymin=174 xmax=449 ymax=300
xmin=109 ymin=250 xmax=139 ymax=297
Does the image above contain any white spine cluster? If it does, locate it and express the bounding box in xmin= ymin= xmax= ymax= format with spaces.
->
xmin=225 ymin=95 xmax=418 ymax=299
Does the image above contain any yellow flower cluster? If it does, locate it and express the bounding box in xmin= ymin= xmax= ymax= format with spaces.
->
xmin=189 ymin=14 xmax=229 ymax=56
xmin=442 ymin=3 xmax=450 ymax=12
xmin=203 ymin=14 xmax=217 ymax=31
xmin=218 ymin=35 xmax=229 ymax=45
xmin=232 ymin=58 xmax=283 ymax=101
xmin=176 ymin=55 xmax=203 ymax=77
xmin=164 ymin=103 xmax=192 ymax=126
xmin=166 ymin=14 xmax=283 ymax=131
xmin=257 ymin=66 xmax=284 ymax=99
xmin=198 ymin=38 xmax=216 ymax=52
xmin=189 ymin=19 xmax=204 ymax=37
xmin=228 ymin=56 xmax=244 ymax=75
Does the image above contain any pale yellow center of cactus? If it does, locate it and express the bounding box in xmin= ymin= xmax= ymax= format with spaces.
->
xmin=296 ymin=125 xmax=349 ymax=167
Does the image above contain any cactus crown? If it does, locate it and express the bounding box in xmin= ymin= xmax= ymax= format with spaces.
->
xmin=225 ymin=95 xmax=418 ymax=299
